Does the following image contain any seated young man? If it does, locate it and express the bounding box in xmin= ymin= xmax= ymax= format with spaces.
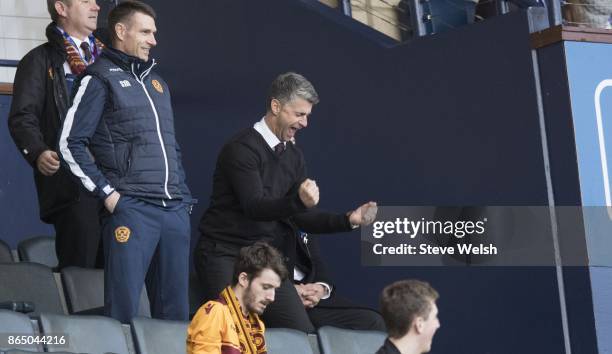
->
xmin=187 ymin=242 xmax=288 ymax=354
xmin=377 ymin=280 xmax=441 ymax=354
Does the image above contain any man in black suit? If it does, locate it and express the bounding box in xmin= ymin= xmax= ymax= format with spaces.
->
xmin=195 ymin=72 xmax=383 ymax=333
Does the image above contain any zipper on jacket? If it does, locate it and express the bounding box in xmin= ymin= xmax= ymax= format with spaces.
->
xmin=131 ymin=62 xmax=172 ymax=200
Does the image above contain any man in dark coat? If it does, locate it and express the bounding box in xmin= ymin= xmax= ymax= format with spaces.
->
xmin=8 ymin=0 xmax=104 ymax=269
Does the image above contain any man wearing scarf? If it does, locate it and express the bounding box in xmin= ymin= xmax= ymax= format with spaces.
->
xmin=188 ymin=243 xmax=288 ymax=354
xmin=8 ymin=0 xmax=105 ymax=269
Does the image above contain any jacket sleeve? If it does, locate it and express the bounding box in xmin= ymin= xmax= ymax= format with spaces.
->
xmin=305 ymin=235 xmax=334 ymax=287
xmin=219 ymin=142 xmax=307 ymax=221
xmin=8 ymin=50 xmax=51 ymax=167
xmin=291 ymin=209 xmax=352 ymax=234
xmin=58 ymin=74 xmax=114 ymax=200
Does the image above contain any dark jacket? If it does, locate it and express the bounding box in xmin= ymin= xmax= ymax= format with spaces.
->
xmin=8 ymin=23 xmax=82 ymax=221
xmin=376 ymin=339 xmax=401 ymax=354
xmin=58 ymin=47 xmax=191 ymax=202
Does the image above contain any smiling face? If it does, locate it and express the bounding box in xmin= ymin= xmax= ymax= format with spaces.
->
xmin=56 ymin=0 xmax=100 ymax=39
xmin=268 ymin=97 xmax=312 ymax=142
xmin=115 ymin=11 xmax=157 ymax=61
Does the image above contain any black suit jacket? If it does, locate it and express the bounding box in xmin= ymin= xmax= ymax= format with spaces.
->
xmin=292 ymin=231 xmax=373 ymax=310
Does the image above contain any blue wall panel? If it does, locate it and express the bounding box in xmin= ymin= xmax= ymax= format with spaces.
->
xmin=146 ymin=1 xmax=565 ymax=353
xmin=0 ymin=95 xmax=53 ymax=249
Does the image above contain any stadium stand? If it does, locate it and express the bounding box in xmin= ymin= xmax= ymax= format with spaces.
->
xmin=0 ymin=239 xmax=13 ymax=263
xmin=39 ymin=313 xmax=130 ymax=354
xmin=0 ymin=263 xmax=64 ymax=317
xmin=0 ymin=310 xmax=39 ymax=352
xmin=317 ymin=326 xmax=386 ymax=354
xmin=130 ymin=317 xmax=188 ymax=354
xmin=5 ymin=351 xmax=75 ymax=354
xmin=17 ymin=236 xmax=57 ymax=269
xmin=265 ymin=328 xmax=316 ymax=354
xmin=61 ymin=267 xmax=151 ymax=317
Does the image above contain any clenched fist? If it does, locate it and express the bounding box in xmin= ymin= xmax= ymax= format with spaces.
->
xmin=299 ymin=178 xmax=319 ymax=208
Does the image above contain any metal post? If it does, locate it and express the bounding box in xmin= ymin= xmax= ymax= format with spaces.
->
xmin=340 ymin=0 xmax=352 ymax=16
xmin=407 ymin=0 xmax=428 ymax=36
xmin=548 ymin=0 xmax=563 ymax=27
xmin=496 ymin=0 xmax=510 ymax=14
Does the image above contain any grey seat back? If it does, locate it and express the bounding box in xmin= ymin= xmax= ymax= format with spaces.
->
xmin=265 ymin=328 xmax=315 ymax=354
xmin=0 ymin=310 xmax=38 ymax=352
xmin=317 ymin=326 xmax=386 ymax=354
xmin=61 ymin=267 xmax=151 ymax=317
xmin=39 ymin=312 xmax=130 ymax=354
xmin=17 ymin=236 xmax=57 ymax=268
xmin=130 ymin=317 xmax=188 ymax=354
xmin=0 ymin=263 xmax=64 ymax=316
xmin=5 ymin=351 xmax=74 ymax=354
xmin=61 ymin=267 xmax=104 ymax=314
xmin=0 ymin=239 xmax=13 ymax=262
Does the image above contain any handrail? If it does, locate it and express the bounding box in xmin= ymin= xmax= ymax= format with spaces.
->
xmin=0 ymin=59 xmax=19 ymax=68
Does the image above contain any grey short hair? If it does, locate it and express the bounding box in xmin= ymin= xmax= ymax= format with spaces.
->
xmin=48 ymin=0 xmax=71 ymax=23
xmin=267 ymin=72 xmax=319 ymax=111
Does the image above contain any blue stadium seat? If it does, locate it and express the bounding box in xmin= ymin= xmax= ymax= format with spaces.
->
xmin=317 ymin=326 xmax=386 ymax=354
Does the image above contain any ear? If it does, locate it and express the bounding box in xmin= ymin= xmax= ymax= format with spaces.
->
xmin=414 ymin=317 xmax=425 ymax=334
xmin=238 ymin=272 xmax=250 ymax=288
xmin=270 ymin=99 xmax=281 ymax=115
xmin=115 ymin=22 xmax=127 ymax=42
xmin=55 ymin=1 xmax=68 ymax=18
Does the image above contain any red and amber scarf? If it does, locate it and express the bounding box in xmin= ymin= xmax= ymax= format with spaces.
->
xmin=221 ymin=286 xmax=267 ymax=354
xmin=62 ymin=35 xmax=104 ymax=75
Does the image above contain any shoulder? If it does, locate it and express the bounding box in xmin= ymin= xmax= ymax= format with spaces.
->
xmin=287 ymin=141 xmax=304 ymax=157
xmin=85 ymin=56 xmax=120 ymax=78
xmin=193 ymin=300 xmax=229 ymax=320
xmin=221 ymin=129 xmax=265 ymax=158
xmin=189 ymin=300 xmax=231 ymax=333
xmin=18 ymin=43 xmax=52 ymax=69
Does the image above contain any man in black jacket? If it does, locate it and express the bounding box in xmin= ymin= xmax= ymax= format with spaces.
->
xmin=8 ymin=0 xmax=103 ymax=269
xmin=196 ymin=72 xmax=383 ymax=333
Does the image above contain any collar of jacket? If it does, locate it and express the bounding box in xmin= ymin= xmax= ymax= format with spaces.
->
xmin=101 ymin=47 xmax=156 ymax=79
xmin=45 ymin=22 xmax=68 ymax=65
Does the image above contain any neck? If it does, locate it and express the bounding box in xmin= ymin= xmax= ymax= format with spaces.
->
xmin=231 ymin=285 xmax=249 ymax=317
xmin=389 ymin=335 xmax=422 ymax=354
xmin=58 ymin=23 xmax=91 ymax=42
xmin=263 ymin=114 xmax=282 ymax=141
